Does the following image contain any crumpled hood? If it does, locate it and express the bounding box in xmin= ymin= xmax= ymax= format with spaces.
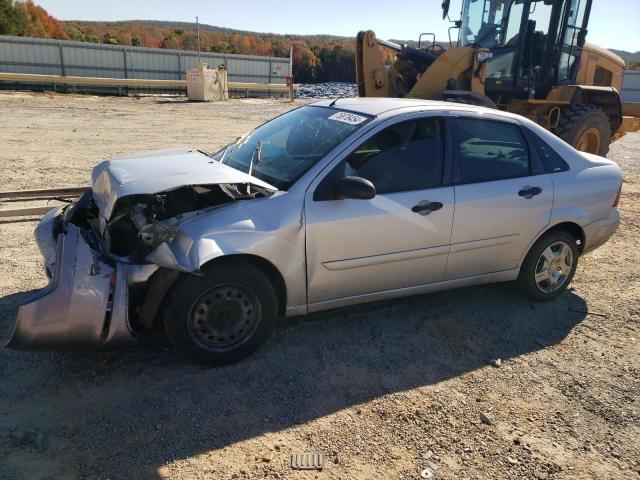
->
xmin=91 ymin=147 xmax=276 ymax=221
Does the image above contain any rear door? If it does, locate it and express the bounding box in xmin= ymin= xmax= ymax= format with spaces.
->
xmin=446 ymin=115 xmax=554 ymax=280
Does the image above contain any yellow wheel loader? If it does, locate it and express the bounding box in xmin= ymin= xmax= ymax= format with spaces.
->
xmin=356 ymin=0 xmax=640 ymax=156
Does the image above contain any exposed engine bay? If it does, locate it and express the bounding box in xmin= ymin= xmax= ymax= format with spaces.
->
xmin=69 ymin=183 xmax=273 ymax=262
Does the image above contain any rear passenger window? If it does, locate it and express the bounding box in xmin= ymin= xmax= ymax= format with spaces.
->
xmin=457 ymin=118 xmax=530 ymax=184
xmin=343 ymin=118 xmax=444 ymax=194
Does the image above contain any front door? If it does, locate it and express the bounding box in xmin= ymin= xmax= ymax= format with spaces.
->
xmin=446 ymin=115 xmax=553 ymax=280
xmin=304 ymin=116 xmax=454 ymax=308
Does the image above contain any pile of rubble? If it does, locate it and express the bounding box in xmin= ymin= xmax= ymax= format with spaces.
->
xmin=296 ymin=82 xmax=357 ymax=99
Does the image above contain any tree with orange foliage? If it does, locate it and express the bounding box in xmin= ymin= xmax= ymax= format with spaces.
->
xmin=18 ymin=0 xmax=68 ymax=39
xmin=291 ymin=39 xmax=320 ymax=82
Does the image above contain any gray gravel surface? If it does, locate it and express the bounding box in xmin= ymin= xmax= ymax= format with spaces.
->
xmin=297 ymin=82 xmax=357 ymax=99
xmin=0 ymin=92 xmax=638 ymax=480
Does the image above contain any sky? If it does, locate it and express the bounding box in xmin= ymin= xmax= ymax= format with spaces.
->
xmin=36 ymin=0 xmax=640 ymax=51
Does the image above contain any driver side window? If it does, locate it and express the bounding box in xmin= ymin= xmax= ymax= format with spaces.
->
xmin=343 ymin=118 xmax=445 ymax=195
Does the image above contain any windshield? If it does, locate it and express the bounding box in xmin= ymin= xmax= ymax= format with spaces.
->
xmin=212 ymin=106 xmax=371 ymax=190
xmin=460 ymin=0 xmax=525 ymax=48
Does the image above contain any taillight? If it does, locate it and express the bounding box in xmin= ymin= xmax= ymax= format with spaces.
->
xmin=613 ymin=183 xmax=622 ymax=207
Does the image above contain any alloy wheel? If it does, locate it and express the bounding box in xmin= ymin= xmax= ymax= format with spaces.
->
xmin=534 ymin=241 xmax=574 ymax=294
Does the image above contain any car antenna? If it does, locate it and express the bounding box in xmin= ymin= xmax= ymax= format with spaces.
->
xmin=329 ymin=81 xmax=364 ymax=107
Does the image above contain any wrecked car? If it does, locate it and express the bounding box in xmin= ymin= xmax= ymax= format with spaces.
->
xmin=8 ymin=99 xmax=622 ymax=363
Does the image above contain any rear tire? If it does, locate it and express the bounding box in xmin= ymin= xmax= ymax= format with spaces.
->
xmin=162 ymin=260 xmax=278 ymax=365
xmin=553 ymin=104 xmax=611 ymax=157
xmin=519 ymin=231 xmax=579 ymax=302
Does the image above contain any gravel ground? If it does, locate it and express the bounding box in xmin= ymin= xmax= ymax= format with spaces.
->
xmin=0 ymin=91 xmax=639 ymax=480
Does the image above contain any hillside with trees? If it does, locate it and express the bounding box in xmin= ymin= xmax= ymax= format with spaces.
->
xmin=0 ymin=0 xmax=638 ymax=83
xmin=0 ymin=1 xmax=356 ymax=82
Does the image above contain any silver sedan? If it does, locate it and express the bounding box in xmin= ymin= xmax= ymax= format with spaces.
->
xmin=8 ymin=98 xmax=623 ymax=364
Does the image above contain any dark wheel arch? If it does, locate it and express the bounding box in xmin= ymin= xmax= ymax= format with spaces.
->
xmin=540 ymin=222 xmax=585 ymax=255
xmin=160 ymin=256 xmax=281 ymax=364
xmin=222 ymin=254 xmax=288 ymax=317
xmin=520 ymin=222 xmax=585 ymax=273
xmin=571 ymin=86 xmax=622 ymax=134
xmin=553 ymin=104 xmax=612 ymax=156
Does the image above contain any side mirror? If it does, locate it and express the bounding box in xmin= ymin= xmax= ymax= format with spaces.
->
xmin=334 ymin=176 xmax=376 ymax=200
xmin=442 ymin=0 xmax=451 ymax=19
xmin=577 ymin=29 xmax=587 ymax=47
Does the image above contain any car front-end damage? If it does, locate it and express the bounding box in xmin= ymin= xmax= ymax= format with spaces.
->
xmin=6 ymin=148 xmax=278 ymax=351
xmin=7 ymin=202 xmax=135 ymax=350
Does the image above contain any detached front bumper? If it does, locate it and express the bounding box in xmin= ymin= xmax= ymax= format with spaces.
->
xmin=6 ymin=207 xmax=137 ymax=350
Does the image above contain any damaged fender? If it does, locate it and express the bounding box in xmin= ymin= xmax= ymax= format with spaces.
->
xmin=145 ymin=192 xmax=308 ymax=314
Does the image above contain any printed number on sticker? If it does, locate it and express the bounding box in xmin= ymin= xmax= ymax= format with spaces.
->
xmin=328 ymin=112 xmax=367 ymax=125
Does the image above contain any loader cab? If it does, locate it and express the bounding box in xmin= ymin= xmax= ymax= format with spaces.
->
xmin=457 ymin=0 xmax=592 ymax=103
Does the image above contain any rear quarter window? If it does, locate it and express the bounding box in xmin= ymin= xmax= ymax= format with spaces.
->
xmin=532 ymin=134 xmax=570 ymax=173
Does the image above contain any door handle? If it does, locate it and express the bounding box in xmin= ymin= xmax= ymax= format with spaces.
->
xmin=411 ymin=200 xmax=443 ymax=215
xmin=518 ymin=185 xmax=542 ymax=199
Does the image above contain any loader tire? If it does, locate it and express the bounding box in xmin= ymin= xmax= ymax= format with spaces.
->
xmin=553 ymin=104 xmax=611 ymax=157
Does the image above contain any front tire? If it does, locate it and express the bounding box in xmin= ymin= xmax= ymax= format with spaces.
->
xmin=162 ymin=260 xmax=278 ymax=365
xmin=519 ymin=231 xmax=579 ymax=302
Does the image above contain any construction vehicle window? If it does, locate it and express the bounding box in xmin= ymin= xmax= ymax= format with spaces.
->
xmin=342 ymin=118 xmax=445 ymax=194
xmin=558 ymin=0 xmax=588 ymax=83
xmin=526 ymin=1 xmax=553 ymax=73
xmin=567 ymin=0 xmax=588 ymax=30
xmin=558 ymin=51 xmax=579 ymax=83
xmin=594 ymin=67 xmax=613 ymax=87
xmin=503 ymin=1 xmax=525 ymax=46
xmin=457 ymin=118 xmax=530 ymax=184
xmin=460 ymin=0 xmax=507 ymax=48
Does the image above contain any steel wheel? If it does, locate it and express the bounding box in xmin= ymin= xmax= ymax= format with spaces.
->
xmin=576 ymin=127 xmax=602 ymax=154
xmin=534 ymin=241 xmax=574 ymax=294
xmin=187 ymin=284 xmax=261 ymax=353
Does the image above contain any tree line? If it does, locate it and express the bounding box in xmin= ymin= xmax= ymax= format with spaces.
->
xmin=0 ymin=0 xmax=357 ymax=82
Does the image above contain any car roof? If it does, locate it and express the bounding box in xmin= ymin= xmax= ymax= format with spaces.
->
xmin=310 ymin=97 xmax=535 ymax=123
xmin=311 ymin=96 xmax=582 ymax=151
xmin=309 ymin=96 xmax=586 ymax=160
xmin=311 ymin=97 xmax=454 ymax=116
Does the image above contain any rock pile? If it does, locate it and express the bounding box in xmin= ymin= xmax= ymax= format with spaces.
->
xmin=296 ymin=82 xmax=357 ymax=99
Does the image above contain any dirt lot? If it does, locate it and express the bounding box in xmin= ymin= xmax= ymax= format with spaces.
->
xmin=0 ymin=91 xmax=638 ymax=480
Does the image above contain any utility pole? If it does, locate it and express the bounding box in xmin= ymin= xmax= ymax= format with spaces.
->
xmin=196 ymin=16 xmax=201 ymax=64
xmin=289 ymin=45 xmax=294 ymax=102
xmin=129 ymin=33 xmax=134 ymax=77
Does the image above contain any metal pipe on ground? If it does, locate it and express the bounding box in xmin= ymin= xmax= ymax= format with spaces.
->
xmin=0 ymin=186 xmax=88 ymax=219
xmin=0 ymin=72 xmax=299 ymax=96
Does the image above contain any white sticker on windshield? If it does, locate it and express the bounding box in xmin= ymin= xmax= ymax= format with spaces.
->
xmin=328 ymin=112 xmax=367 ymax=125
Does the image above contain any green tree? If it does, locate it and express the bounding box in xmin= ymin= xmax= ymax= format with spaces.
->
xmin=0 ymin=0 xmax=27 ymax=36
xmin=160 ymin=28 xmax=184 ymax=49
xmin=316 ymin=44 xmax=355 ymax=82
xmin=210 ymin=42 xmax=234 ymax=54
